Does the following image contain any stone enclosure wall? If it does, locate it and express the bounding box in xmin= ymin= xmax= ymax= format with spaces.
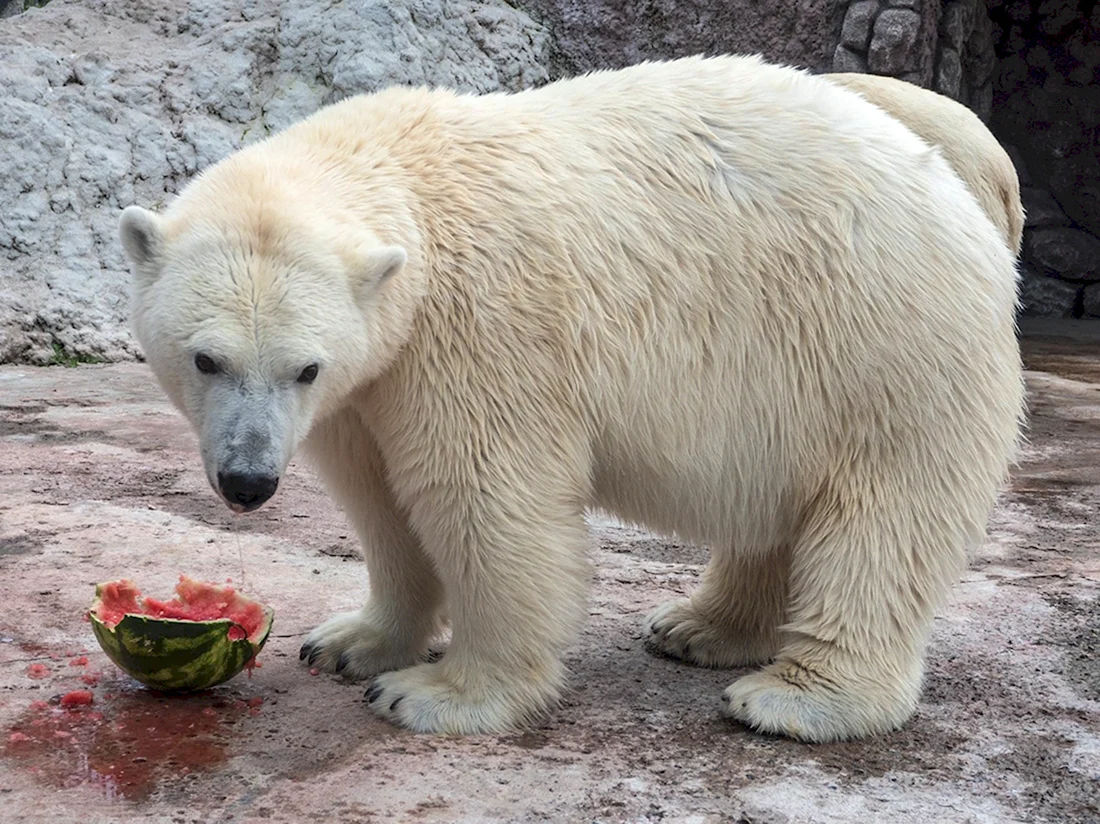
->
xmin=987 ymin=0 xmax=1100 ymax=317
xmin=0 ymin=0 xmax=1096 ymax=364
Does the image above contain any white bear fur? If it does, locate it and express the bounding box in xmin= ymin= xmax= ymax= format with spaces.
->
xmin=824 ymin=73 xmax=1025 ymax=255
xmin=120 ymin=55 xmax=1025 ymax=743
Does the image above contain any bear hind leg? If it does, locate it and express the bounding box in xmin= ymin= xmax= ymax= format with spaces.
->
xmin=644 ymin=546 xmax=788 ymax=668
xmin=722 ymin=478 xmax=964 ymax=743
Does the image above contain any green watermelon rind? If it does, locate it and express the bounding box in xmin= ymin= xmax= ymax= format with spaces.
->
xmin=88 ymin=588 xmax=274 ymax=692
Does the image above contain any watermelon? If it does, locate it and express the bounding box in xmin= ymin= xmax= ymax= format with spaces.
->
xmin=88 ymin=576 xmax=274 ymax=692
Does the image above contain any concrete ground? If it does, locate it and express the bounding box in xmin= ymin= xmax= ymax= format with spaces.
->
xmin=1 ymin=320 xmax=1098 ymax=824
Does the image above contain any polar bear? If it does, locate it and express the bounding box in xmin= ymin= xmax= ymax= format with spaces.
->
xmin=118 ymin=54 xmax=1024 ymax=743
xmin=823 ymin=72 xmax=1024 ymax=255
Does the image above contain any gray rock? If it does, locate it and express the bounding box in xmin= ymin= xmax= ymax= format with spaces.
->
xmin=1017 ymin=265 xmax=1080 ymax=318
xmin=1005 ymin=0 xmax=1033 ymax=23
xmin=841 ymin=1 xmax=879 ymax=51
xmin=992 ymin=80 xmax=1100 ymax=218
xmin=940 ymin=0 xmax=975 ymax=51
xmin=0 ymin=0 xmax=552 ymax=364
xmin=833 ymin=44 xmax=869 ymax=73
xmin=515 ymin=1 xmax=844 ymax=79
xmin=1022 ymin=188 xmax=1070 ymax=228
xmin=1024 ymin=227 xmax=1100 ymax=281
xmin=1050 ymin=165 xmax=1100 ymax=240
xmin=971 ymin=80 xmax=993 ymax=122
xmin=1065 ymin=25 xmax=1100 ymax=84
xmin=1003 ymin=24 xmax=1028 ymax=55
xmin=868 ymin=9 xmax=921 ymax=74
xmin=1083 ymin=283 xmax=1100 ymax=318
xmin=966 ymin=7 xmax=997 ymax=87
xmin=935 ymin=47 xmax=962 ymax=98
xmin=1000 ymin=77 xmax=1100 ymax=237
xmin=1037 ymin=0 xmax=1078 ymax=37
xmin=1025 ymin=44 xmax=1055 ymax=74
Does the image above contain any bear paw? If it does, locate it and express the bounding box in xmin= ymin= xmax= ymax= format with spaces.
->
xmin=721 ymin=658 xmax=919 ymax=743
xmin=299 ymin=608 xmax=430 ymax=681
xmin=643 ymin=598 xmax=775 ymax=668
xmin=364 ymin=661 xmax=557 ymax=734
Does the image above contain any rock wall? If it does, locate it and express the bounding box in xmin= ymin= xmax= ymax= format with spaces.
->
xmin=516 ymin=1 xmax=845 ymax=77
xmin=988 ymin=0 xmax=1100 ymax=317
xmin=833 ymin=0 xmax=941 ymax=89
xmin=0 ymin=0 xmax=551 ymax=364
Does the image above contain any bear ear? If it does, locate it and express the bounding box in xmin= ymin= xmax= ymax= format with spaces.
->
xmin=353 ymin=244 xmax=407 ymax=300
xmin=118 ymin=206 xmax=165 ymax=274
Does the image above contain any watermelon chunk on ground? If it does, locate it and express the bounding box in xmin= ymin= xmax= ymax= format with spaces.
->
xmin=88 ymin=576 xmax=274 ymax=692
xmin=93 ymin=576 xmax=268 ymax=644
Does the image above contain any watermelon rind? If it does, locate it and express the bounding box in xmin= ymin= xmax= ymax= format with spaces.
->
xmin=88 ymin=585 xmax=274 ymax=692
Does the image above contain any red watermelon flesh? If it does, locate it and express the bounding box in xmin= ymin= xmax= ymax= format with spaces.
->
xmin=95 ymin=576 xmax=267 ymax=643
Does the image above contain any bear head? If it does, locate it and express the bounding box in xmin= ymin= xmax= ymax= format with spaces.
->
xmin=118 ymin=157 xmax=415 ymax=513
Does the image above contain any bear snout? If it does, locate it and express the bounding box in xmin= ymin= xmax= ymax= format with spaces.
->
xmin=216 ymin=471 xmax=279 ymax=512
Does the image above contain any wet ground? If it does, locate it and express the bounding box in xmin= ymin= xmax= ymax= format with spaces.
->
xmin=1 ymin=319 xmax=1098 ymax=823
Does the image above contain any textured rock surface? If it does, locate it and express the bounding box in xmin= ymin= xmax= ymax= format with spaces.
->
xmin=0 ymin=0 xmax=551 ymax=364
xmin=1018 ymin=264 xmax=1080 ymax=317
xmin=986 ymin=2 xmax=1100 ymax=316
xmin=516 ymin=0 xmax=845 ymax=79
xmin=990 ymin=2 xmax=1100 ymax=240
xmin=868 ymin=8 xmax=922 ymax=73
xmin=1025 ymin=227 xmax=1100 ymax=282
xmin=1084 ymin=283 xmax=1100 ymax=318
xmin=1022 ymin=186 xmax=1071 ymax=228
xmin=833 ymin=0 xmax=938 ymax=88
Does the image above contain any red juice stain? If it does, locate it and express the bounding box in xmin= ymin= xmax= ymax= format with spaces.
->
xmin=26 ymin=663 xmax=49 ymax=679
xmin=68 ymin=656 xmax=89 ymax=667
xmin=3 ymin=684 xmax=252 ymax=801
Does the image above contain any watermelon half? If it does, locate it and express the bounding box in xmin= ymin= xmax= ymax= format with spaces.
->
xmin=88 ymin=576 xmax=274 ymax=692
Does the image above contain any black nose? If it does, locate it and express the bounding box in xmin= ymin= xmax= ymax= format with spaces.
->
xmin=217 ymin=472 xmax=278 ymax=511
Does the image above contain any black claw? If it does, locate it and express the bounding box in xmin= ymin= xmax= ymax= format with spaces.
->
xmin=365 ymin=682 xmax=384 ymax=704
xmin=299 ymin=642 xmax=314 ymax=661
xmin=335 ymin=652 xmax=350 ymax=673
xmin=683 ymin=643 xmax=693 ymax=660
xmin=389 ymin=696 xmax=404 ymax=713
xmin=307 ymin=647 xmax=324 ymax=667
xmin=720 ymin=692 xmax=731 ymax=704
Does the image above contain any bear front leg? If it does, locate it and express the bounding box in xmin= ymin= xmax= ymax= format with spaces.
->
xmin=363 ymin=476 xmax=592 ymax=734
xmin=299 ymin=414 xmax=445 ymax=680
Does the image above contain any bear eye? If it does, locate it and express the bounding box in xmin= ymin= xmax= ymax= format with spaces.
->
xmin=194 ymin=353 xmax=220 ymax=375
xmin=297 ymin=364 xmax=319 ymax=384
